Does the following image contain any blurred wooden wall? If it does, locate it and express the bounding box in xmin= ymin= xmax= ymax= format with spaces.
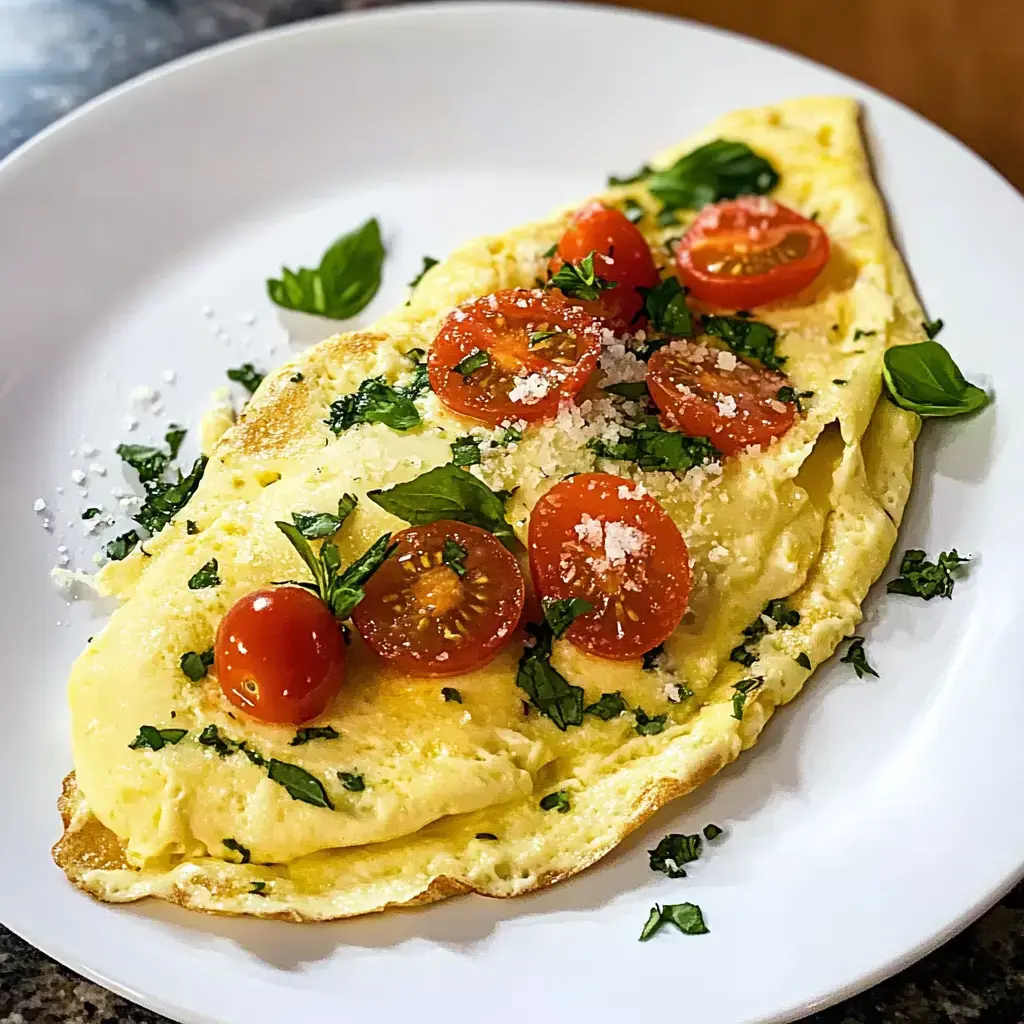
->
xmin=594 ymin=0 xmax=1024 ymax=191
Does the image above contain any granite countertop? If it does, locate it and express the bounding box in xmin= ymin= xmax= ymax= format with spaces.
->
xmin=1 ymin=2 xmax=1022 ymax=1022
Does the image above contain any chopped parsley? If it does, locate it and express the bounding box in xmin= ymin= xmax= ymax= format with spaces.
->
xmin=326 ymin=376 xmax=421 ymax=435
xmin=227 ymin=363 xmax=265 ymax=395
xmin=639 ymin=902 xmax=709 ymax=941
xmin=222 ymin=838 xmax=251 ymax=864
xmin=887 ymin=548 xmax=969 ymax=600
xmin=454 ymin=349 xmax=490 ymax=376
xmin=450 ymin=435 xmax=482 ymax=467
xmin=290 ymin=725 xmax=340 ymax=745
xmin=441 ymin=686 xmax=463 ymax=704
xmin=542 ymin=596 xmax=594 ymax=638
xmin=81 ymin=507 xmax=102 ymax=520
xmin=337 ymin=770 xmax=365 ymax=792
xmin=539 ymin=790 xmax=571 ymax=813
xmin=795 ymin=652 xmax=812 ymax=670
xmin=584 ymin=691 xmax=629 ymax=720
xmin=634 ymin=707 xmax=667 ymax=735
xmin=517 ymin=620 xmax=584 ymax=730
xmin=180 ymin=648 xmax=214 ymax=681
xmin=106 ymin=530 xmax=140 ymax=562
xmin=840 ymin=636 xmax=878 ymax=678
xmin=187 ymin=558 xmax=221 ymax=590
xmin=922 ymin=318 xmax=944 ymax=339
xmin=128 ymin=725 xmax=187 ymax=751
xmin=441 ymin=538 xmax=468 ymax=577
xmin=547 ymin=251 xmax=615 ymax=302
xmin=703 ymin=823 xmax=723 ymax=841
xmin=731 ymin=678 xmax=762 ymax=721
xmin=290 ymin=494 xmax=358 ymax=540
xmin=703 ymin=314 xmax=784 ymax=370
xmin=588 ymin=418 xmax=719 ymax=473
xmin=649 ymin=833 xmax=701 ymax=878
xmin=407 ymin=255 xmax=439 ymax=292
xmin=640 ymin=277 xmax=694 ymax=338
xmin=882 ymin=341 xmax=988 ymax=418
xmin=267 ymin=217 xmax=384 ymax=320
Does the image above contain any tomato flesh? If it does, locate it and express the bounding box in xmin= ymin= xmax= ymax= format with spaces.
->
xmin=215 ymin=587 xmax=346 ymax=724
xmin=675 ymin=197 xmax=830 ymax=309
xmin=352 ymin=520 xmax=525 ymax=676
xmin=529 ymin=473 xmax=690 ymax=660
xmin=550 ymin=202 xmax=659 ymax=325
xmin=428 ymin=289 xmax=604 ymax=427
xmin=647 ymin=340 xmax=797 ymax=456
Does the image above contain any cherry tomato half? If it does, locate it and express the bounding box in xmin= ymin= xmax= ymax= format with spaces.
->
xmin=549 ymin=203 xmax=660 ymax=325
xmin=647 ymin=340 xmax=797 ymax=456
xmin=427 ymin=289 xmax=604 ymax=427
xmin=529 ymin=473 xmax=690 ymax=660
xmin=352 ymin=520 xmax=525 ymax=676
xmin=675 ymin=197 xmax=830 ymax=309
xmin=215 ymin=587 xmax=346 ymax=724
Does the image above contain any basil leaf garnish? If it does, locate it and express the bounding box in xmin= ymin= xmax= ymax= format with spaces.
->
xmin=326 ymin=376 xmax=421 ymax=434
xmin=607 ymin=163 xmax=652 ymax=186
xmin=542 ymin=597 xmax=594 ymax=638
xmin=134 ymin=456 xmax=208 ymax=535
xmin=441 ymin=539 xmax=468 ymax=577
xmin=639 ymin=902 xmax=709 ymax=941
xmin=517 ymin=621 xmax=584 ymax=730
xmin=180 ymin=648 xmax=214 ymax=682
xmin=922 ymin=318 xmax=944 ymax=339
xmin=882 ymin=341 xmax=989 ymax=418
xmin=547 ymin=252 xmax=616 ymax=302
xmin=227 ymin=363 xmax=265 ymax=395
xmin=292 ymin=494 xmax=357 ymax=540
xmin=81 ymin=507 xmax=102 ymax=520
xmin=703 ymin=823 xmax=723 ymax=841
xmin=454 ymin=350 xmax=490 ymax=376
xmin=840 ymin=635 xmax=877 ymax=678
xmin=450 ymin=435 xmax=482 ymax=467
xmin=649 ymin=833 xmax=702 ymax=877
xmin=887 ymin=548 xmax=969 ymax=600
xmin=634 ymin=707 xmax=667 ymax=735
xmin=640 ymin=277 xmax=694 ymax=338
xmin=187 ymin=558 xmax=221 ymax=590
xmin=266 ymin=759 xmax=334 ymax=809
xmin=267 ymin=217 xmax=385 ymax=320
xmin=731 ymin=678 xmax=762 ymax=720
xmin=129 ymin=725 xmax=187 ymax=751
xmin=408 ymin=255 xmax=439 ymax=292
xmin=703 ymin=314 xmax=784 ymax=370
xmin=602 ymin=381 xmax=649 ymax=400
xmin=337 ymin=770 xmax=365 ymax=792
xmin=290 ymin=725 xmax=340 ymax=745
xmin=588 ymin=420 xmax=719 ymax=472
xmin=106 ymin=530 xmax=140 ymax=561
xmin=222 ymin=838 xmax=251 ymax=864
xmin=441 ymin=686 xmax=463 ymax=703
xmin=539 ymin=790 xmax=571 ymax=813
xmin=584 ymin=691 xmax=628 ymax=720
xmin=647 ymin=140 xmax=778 ymax=212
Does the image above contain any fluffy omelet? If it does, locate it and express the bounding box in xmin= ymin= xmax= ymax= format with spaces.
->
xmin=55 ymin=96 xmax=922 ymax=920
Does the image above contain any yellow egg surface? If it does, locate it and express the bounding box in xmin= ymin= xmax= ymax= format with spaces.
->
xmin=55 ymin=96 xmax=923 ymax=920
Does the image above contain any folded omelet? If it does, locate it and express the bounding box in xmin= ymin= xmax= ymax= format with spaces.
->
xmin=55 ymin=96 xmax=922 ymax=920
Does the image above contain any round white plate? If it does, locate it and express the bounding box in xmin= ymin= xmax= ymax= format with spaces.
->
xmin=0 ymin=4 xmax=1019 ymax=1022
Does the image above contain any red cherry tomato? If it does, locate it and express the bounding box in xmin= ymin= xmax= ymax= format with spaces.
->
xmin=529 ymin=473 xmax=690 ymax=660
xmin=427 ymin=289 xmax=603 ymax=427
xmin=647 ymin=340 xmax=797 ymax=456
xmin=549 ymin=203 xmax=660 ymax=325
xmin=215 ymin=587 xmax=346 ymax=724
xmin=352 ymin=521 xmax=525 ymax=676
xmin=675 ymin=197 xmax=830 ymax=309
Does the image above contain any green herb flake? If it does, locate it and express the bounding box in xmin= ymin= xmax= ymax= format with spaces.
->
xmin=547 ymin=251 xmax=616 ymax=302
xmin=441 ymin=539 xmax=469 ymax=577
xmin=634 ymin=707 xmax=667 ymax=735
xmin=639 ymin=902 xmax=709 ymax=941
xmin=408 ymin=255 xmax=439 ymax=292
xmin=853 ymin=329 xmax=877 ymax=340
xmin=290 ymin=725 xmax=340 ymax=746
xmin=641 ymin=277 xmax=694 ymax=338
xmin=267 ymin=217 xmax=385 ymax=320
xmin=250 ymin=881 xmax=268 ymax=895
xmin=450 ymin=435 xmax=482 ymax=467
xmin=887 ymin=548 xmax=969 ymax=600
xmin=187 ymin=558 xmax=221 ymax=590
xmin=703 ymin=315 xmax=784 ymax=370
xmin=840 ymin=636 xmax=878 ymax=679
xmin=703 ymin=823 xmax=723 ymax=841
xmin=649 ymin=833 xmax=702 ymax=878
xmin=337 ymin=770 xmax=365 ymax=792
xmin=588 ymin=420 xmax=719 ymax=473
xmin=106 ymin=530 xmax=140 ymax=561
xmin=222 ymin=838 xmax=251 ymax=864
xmin=441 ymin=686 xmax=463 ymax=704
xmin=584 ymin=691 xmax=629 ymax=720
xmin=186 ymin=520 xmax=199 ymax=535
xmin=923 ymin=318 xmax=944 ymax=339
xmin=134 ymin=456 xmax=208 ymax=536
xmin=731 ymin=678 xmax=762 ymax=721
xmin=180 ymin=648 xmax=214 ymax=682
xmin=128 ymin=725 xmax=187 ymax=751
xmin=542 ymin=596 xmax=594 ymax=638
xmin=539 ymin=790 xmax=571 ymax=813
xmin=795 ymin=652 xmax=812 ymax=670
xmin=608 ymin=163 xmax=652 ymax=186
xmin=198 ymin=724 xmax=239 ymax=758
xmin=81 ymin=507 xmax=102 ymax=520
xmin=882 ymin=341 xmax=988 ymax=418
xmin=642 ymin=644 xmax=664 ymax=670
xmin=266 ymin=759 xmax=334 ymax=809
xmin=291 ymin=494 xmax=358 ymax=540
xmin=326 ymin=376 xmax=421 ymax=435
xmin=517 ymin=621 xmax=584 ymax=730
xmin=454 ymin=349 xmax=490 ymax=376
xmin=227 ymin=363 xmax=265 ymax=395
xmin=290 ymin=372 xmax=304 ymax=383
xmin=776 ymin=385 xmax=814 ymax=414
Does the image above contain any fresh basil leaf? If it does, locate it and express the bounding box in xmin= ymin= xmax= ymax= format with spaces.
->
xmin=795 ymin=652 xmax=812 ymax=670
xmin=648 ymin=140 xmax=778 ymax=212
xmin=408 ymin=255 xmax=439 ymax=291
xmin=442 ymin=538 xmax=468 ymax=577
xmin=703 ymin=315 xmax=784 ymax=370
xmin=292 ymin=510 xmax=344 ymax=540
xmin=441 ymin=686 xmax=463 ymax=704
xmin=267 ymin=217 xmax=385 ymax=320
xmin=117 ymin=443 xmax=169 ymax=484
xmin=639 ymin=905 xmax=664 ymax=941
xmin=180 ymin=648 xmax=214 ymax=682
xmin=922 ymin=318 xmax=944 ymax=339
xmin=326 ymin=376 xmax=421 ymax=434
xmin=329 ymin=534 xmax=397 ymax=620
xmin=649 ymin=833 xmax=702 ymax=877
xmin=369 ymin=463 xmax=516 ymax=550
xmin=584 ymin=691 xmax=629 ymax=720
xmin=588 ymin=421 xmax=719 ymax=473
xmin=840 ymin=635 xmax=877 ymax=679
xmin=454 ymin=350 xmax=490 ymax=376
xmin=542 ymin=596 xmax=594 ymax=638
xmin=81 ymin=507 xmax=102 ymax=520
xmin=882 ymin=341 xmax=989 ymax=418
xmin=275 ymin=521 xmax=328 ymax=597
xmin=165 ymin=424 xmax=186 ymax=460
xmin=399 ymin=361 xmax=430 ymax=400
xmin=134 ymin=456 xmax=208 ymax=535
xmin=634 ymin=708 xmax=667 ymax=735
xmin=222 ymin=837 xmax=251 ymax=864
xmin=608 ymin=163 xmax=652 ymax=186
xmin=517 ymin=621 xmax=584 ymax=730
xmin=887 ymin=548 xmax=969 ymax=600
xmin=602 ymin=381 xmax=649 ymax=400
xmin=266 ymin=759 xmax=334 ymax=809
xmin=639 ymin=902 xmax=710 ymax=941
xmin=198 ymin=724 xmax=239 ymax=758
xmin=106 ymin=530 xmax=140 ymax=561
xmin=539 ymin=790 xmax=571 ymax=813
xmin=337 ymin=770 xmax=365 ymax=792
xmin=547 ymin=251 xmax=616 ymax=302
xmin=227 ymin=363 xmax=265 ymax=395
xmin=731 ymin=678 xmax=762 ymax=721
xmin=450 ymin=435 xmax=482 ymax=467
xmin=187 ymin=558 xmax=220 ymax=590
xmin=250 ymin=881 xmax=268 ymax=895
xmin=621 ymin=197 xmax=645 ymax=224
xmin=703 ymin=823 xmax=723 ymax=841
xmin=129 ymin=725 xmax=187 ymax=751
xmin=641 ymin=277 xmax=694 ymax=337
xmin=290 ymin=725 xmax=340 ymax=746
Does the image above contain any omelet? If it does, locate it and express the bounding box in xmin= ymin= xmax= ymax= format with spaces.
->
xmin=54 ymin=96 xmax=923 ymax=920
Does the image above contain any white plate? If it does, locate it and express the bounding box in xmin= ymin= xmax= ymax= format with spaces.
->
xmin=0 ymin=4 xmax=1020 ymax=1022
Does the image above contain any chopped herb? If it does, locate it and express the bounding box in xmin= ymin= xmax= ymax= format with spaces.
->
xmin=337 ymin=771 xmax=365 ymax=792
xmin=528 ymin=328 xmax=562 ymax=347
xmin=198 ymin=724 xmax=239 ymax=758
xmin=588 ymin=419 xmax=719 ymax=473
xmin=369 ymin=462 xmax=516 ymax=551
xmin=542 ymin=241 xmax=558 ymax=259
xmin=795 ymin=652 xmax=812 ymax=670
xmin=290 ymin=372 xmax=304 ymax=383
xmin=291 ymin=494 xmax=358 ymax=540
xmin=180 ymin=648 xmax=214 ymax=681
xmin=263 ymin=759 xmax=333 ymax=809
xmin=222 ymin=838 xmax=251 ymax=864
xmin=647 ymin=139 xmax=778 ymax=213
xmin=407 ymin=255 xmax=439 ymax=291
xmin=441 ymin=686 xmax=463 ymax=703
xmin=763 ymin=599 xmax=800 ymax=628
xmin=639 ymin=902 xmax=709 ymax=941
xmin=621 ymin=197 xmax=645 ymax=224
xmin=833 ymin=378 xmax=847 ymax=386
xmin=134 ymin=456 xmax=208 ymax=535
xmin=922 ymin=318 xmax=944 ymax=339
xmin=450 ymin=434 xmax=482 ymax=467
xmin=267 ymin=217 xmax=384 ymax=320
xmin=634 ymin=707 xmax=667 ymax=735
xmin=729 ymin=645 xmax=756 ymax=668
xmin=495 ymin=424 xmax=523 ymax=446
xmin=539 ymin=790 xmax=571 ymax=813
xmin=128 ymin=725 xmax=187 ymax=751
xmin=326 ymin=376 xmax=421 ymax=435
xmin=776 ymin=385 xmax=814 ymax=413
xmin=732 ymin=678 xmax=762 ymax=720
xmin=186 ymin=520 xmax=199 ymax=535
xmin=649 ymin=833 xmax=701 ymax=878
xmin=542 ymin=596 xmax=594 ymax=638
xmin=703 ymin=315 xmax=784 ymax=370
xmin=106 ymin=530 xmax=140 ymax=561
xmin=290 ymin=725 xmax=340 ymax=746
xmin=584 ymin=691 xmax=628 ymax=720
xmin=608 ymin=163 xmax=652 ymax=186
xmin=882 ymin=341 xmax=989 ymax=418
xmin=81 ymin=507 xmax=102 ymax=520
xmin=227 ymin=363 xmax=265 ymax=395
xmin=810 ymin=210 xmax=820 ymax=221
xmin=853 ymin=329 xmax=877 ymax=340
xmin=517 ymin=621 xmax=584 ymax=730
xmin=887 ymin=548 xmax=969 ymax=600
xmin=454 ymin=349 xmax=490 ymax=376
xmin=642 ymin=644 xmax=664 ymax=671
xmin=441 ymin=538 xmax=468 ymax=577
xmin=703 ymin=823 xmax=723 ymax=841
xmin=603 ymin=381 xmax=649 ymax=400
xmin=250 ymin=881 xmax=267 ymax=895
xmin=640 ymin=277 xmax=694 ymax=338
xmin=547 ymin=251 xmax=616 ymax=302
xmin=117 ymin=428 xmax=181 ymax=484
xmin=475 ymin=832 xmax=498 ymax=840
xmin=840 ymin=636 xmax=878 ymax=679
xmin=187 ymin=558 xmax=221 ymax=590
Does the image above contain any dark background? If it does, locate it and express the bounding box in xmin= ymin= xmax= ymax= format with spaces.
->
xmin=1 ymin=2 xmax=1022 ymax=1022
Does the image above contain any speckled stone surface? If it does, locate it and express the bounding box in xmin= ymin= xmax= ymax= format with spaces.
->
xmin=1 ymin=2 xmax=1023 ymax=1022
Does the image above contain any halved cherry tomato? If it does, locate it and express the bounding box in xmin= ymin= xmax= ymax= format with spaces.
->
xmin=675 ymin=197 xmax=830 ymax=309
xmin=352 ymin=520 xmax=524 ymax=676
xmin=428 ymin=289 xmax=603 ymax=426
xmin=549 ymin=202 xmax=659 ymax=325
xmin=647 ymin=340 xmax=797 ymax=456
xmin=215 ymin=587 xmax=346 ymax=724
xmin=529 ymin=473 xmax=690 ymax=660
